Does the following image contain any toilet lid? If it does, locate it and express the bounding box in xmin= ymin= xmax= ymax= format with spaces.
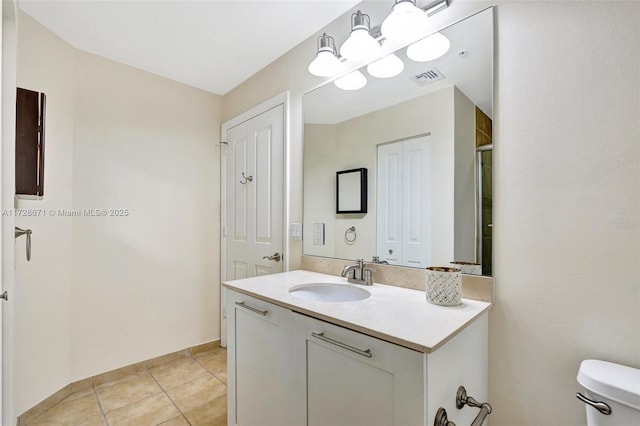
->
xmin=578 ymin=359 xmax=640 ymax=410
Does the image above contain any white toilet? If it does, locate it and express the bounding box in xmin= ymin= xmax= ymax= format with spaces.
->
xmin=577 ymin=359 xmax=640 ymax=426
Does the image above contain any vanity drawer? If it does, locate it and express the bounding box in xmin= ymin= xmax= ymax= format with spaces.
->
xmin=299 ymin=314 xmax=424 ymax=426
xmin=302 ymin=315 xmax=400 ymax=370
xmin=228 ymin=291 xmax=282 ymax=326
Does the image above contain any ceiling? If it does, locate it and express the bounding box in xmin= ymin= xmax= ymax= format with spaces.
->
xmin=18 ymin=0 xmax=362 ymax=95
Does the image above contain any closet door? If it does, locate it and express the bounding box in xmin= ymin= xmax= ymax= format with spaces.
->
xmin=224 ymin=105 xmax=284 ymax=280
xmin=376 ymin=142 xmax=403 ymax=264
xmin=377 ymin=136 xmax=431 ymax=266
xmin=402 ymin=136 xmax=431 ymax=267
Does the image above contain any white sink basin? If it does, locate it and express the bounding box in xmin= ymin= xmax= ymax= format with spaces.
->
xmin=288 ymin=283 xmax=371 ymax=302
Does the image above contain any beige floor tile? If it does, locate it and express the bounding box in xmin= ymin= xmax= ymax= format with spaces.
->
xmin=194 ymin=348 xmax=227 ymax=383
xmin=165 ymin=375 xmax=227 ymax=413
xmin=105 ymin=393 xmax=179 ymax=426
xmin=28 ymin=389 xmax=103 ymax=426
xmin=158 ymin=415 xmax=190 ymax=426
xmin=72 ymin=417 xmax=106 ymax=426
xmin=183 ymin=395 xmax=227 ymax=426
xmin=95 ymin=371 xmax=162 ymax=413
xmin=149 ymin=357 xmax=209 ymax=390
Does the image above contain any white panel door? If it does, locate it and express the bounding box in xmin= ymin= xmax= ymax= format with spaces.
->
xmin=224 ymin=104 xmax=284 ymax=280
xmin=376 ymin=142 xmax=403 ymax=264
xmin=402 ymin=136 xmax=431 ymax=267
xmin=377 ymin=136 xmax=431 ymax=267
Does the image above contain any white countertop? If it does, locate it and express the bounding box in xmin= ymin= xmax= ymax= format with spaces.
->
xmin=223 ymin=270 xmax=492 ymax=353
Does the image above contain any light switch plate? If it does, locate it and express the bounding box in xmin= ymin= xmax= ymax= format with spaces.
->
xmin=290 ymin=223 xmax=302 ymax=240
xmin=312 ymin=223 xmax=325 ymax=245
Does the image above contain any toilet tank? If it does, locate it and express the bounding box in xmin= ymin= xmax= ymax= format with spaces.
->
xmin=577 ymin=359 xmax=640 ymax=426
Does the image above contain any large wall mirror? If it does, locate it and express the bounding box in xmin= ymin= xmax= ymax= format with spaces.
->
xmin=303 ymin=8 xmax=493 ymax=276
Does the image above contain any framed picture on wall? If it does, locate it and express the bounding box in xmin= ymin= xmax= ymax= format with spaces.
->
xmin=336 ymin=168 xmax=367 ymax=214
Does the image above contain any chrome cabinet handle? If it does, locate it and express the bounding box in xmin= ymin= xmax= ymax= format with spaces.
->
xmin=262 ymin=252 xmax=281 ymax=262
xmin=577 ymin=392 xmax=611 ymax=415
xmin=311 ymin=332 xmax=372 ymax=358
xmin=235 ymin=301 xmax=268 ymax=316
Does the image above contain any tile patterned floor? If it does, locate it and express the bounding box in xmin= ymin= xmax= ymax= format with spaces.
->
xmin=26 ymin=347 xmax=227 ymax=426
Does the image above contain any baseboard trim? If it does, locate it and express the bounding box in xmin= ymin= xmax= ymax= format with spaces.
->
xmin=17 ymin=339 xmax=221 ymax=426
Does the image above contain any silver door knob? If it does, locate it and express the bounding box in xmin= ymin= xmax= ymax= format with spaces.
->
xmin=262 ymin=252 xmax=281 ymax=262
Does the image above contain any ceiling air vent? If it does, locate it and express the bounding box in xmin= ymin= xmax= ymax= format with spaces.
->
xmin=411 ymin=68 xmax=445 ymax=86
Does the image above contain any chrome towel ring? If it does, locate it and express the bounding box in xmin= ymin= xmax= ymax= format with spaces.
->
xmin=344 ymin=226 xmax=356 ymax=244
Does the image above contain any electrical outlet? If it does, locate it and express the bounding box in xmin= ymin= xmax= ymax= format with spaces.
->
xmin=313 ymin=223 xmax=325 ymax=245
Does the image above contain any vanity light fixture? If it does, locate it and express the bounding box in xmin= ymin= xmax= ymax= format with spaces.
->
xmin=307 ymin=0 xmax=449 ymax=78
xmin=340 ymin=11 xmax=381 ymax=61
xmin=367 ymin=53 xmax=405 ymax=78
xmin=308 ymin=33 xmax=342 ymax=77
xmin=406 ymin=32 xmax=451 ymax=62
xmin=334 ymin=70 xmax=367 ymax=91
xmin=381 ymin=0 xmax=429 ymax=43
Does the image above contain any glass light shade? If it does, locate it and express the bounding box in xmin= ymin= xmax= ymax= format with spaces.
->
xmin=308 ymin=50 xmax=342 ymax=77
xmin=406 ymin=32 xmax=451 ymax=62
xmin=381 ymin=1 xmax=429 ymax=43
xmin=334 ymin=70 xmax=367 ymax=91
xmin=340 ymin=28 xmax=381 ymax=61
xmin=367 ymin=54 xmax=404 ymax=78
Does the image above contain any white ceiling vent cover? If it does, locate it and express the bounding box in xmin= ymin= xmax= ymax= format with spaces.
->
xmin=411 ymin=68 xmax=445 ymax=85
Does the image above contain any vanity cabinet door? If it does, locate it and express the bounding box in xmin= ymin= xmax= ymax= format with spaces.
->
xmin=301 ymin=315 xmax=425 ymax=426
xmin=226 ymin=290 xmax=304 ymax=426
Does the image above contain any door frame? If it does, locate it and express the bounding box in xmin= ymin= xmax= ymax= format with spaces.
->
xmin=220 ymin=92 xmax=290 ymax=346
xmin=1 ymin=2 xmax=18 ymax=423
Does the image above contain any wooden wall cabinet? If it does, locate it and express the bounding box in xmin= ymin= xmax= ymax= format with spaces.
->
xmin=16 ymin=87 xmax=46 ymax=198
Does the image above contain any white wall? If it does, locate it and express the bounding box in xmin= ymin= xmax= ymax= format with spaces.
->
xmin=453 ymin=87 xmax=476 ymax=262
xmin=225 ymin=1 xmax=640 ymax=425
xmin=14 ymin=11 xmax=74 ymax=416
xmin=70 ymin=49 xmax=222 ymax=381
xmin=491 ymin=2 xmax=639 ymax=424
xmin=13 ymin=11 xmax=223 ymax=416
xmin=302 ymin=124 xmax=337 ymax=258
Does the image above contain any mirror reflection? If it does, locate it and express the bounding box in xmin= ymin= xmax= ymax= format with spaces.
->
xmin=303 ymin=9 xmax=493 ymax=276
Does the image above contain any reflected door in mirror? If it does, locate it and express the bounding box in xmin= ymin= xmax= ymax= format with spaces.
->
xmin=377 ymin=136 xmax=431 ymax=267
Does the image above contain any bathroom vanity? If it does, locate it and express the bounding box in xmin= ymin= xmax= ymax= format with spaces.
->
xmin=223 ymin=270 xmax=491 ymax=426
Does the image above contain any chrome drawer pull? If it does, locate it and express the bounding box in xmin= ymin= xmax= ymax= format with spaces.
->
xmin=311 ymin=332 xmax=372 ymax=358
xmin=576 ymin=392 xmax=611 ymax=415
xmin=235 ymin=301 xmax=268 ymax=316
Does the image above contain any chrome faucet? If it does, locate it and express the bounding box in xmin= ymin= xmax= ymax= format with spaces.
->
xmin=341 ymin=259 xmax=375 ymax=286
